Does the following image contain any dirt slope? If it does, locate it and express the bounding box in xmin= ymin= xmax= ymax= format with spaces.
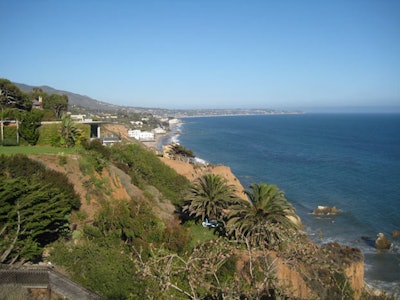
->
xmin=29 ymin=153 xmax=175 ymax=225
xmin=159 ymin=157 xmax=248 ymax=201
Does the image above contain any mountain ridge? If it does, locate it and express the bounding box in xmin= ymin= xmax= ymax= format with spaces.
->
xmin=14 ymin=82 xmax=120 ymax=111
xmin=13 ymin=81 xmax=303 ymax=116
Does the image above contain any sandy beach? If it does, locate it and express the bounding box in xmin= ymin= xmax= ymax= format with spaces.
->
xmin=142 ymin=122 xmax=183 ymax=153
xmin=141 ymin=133 xmax=169 ymax=153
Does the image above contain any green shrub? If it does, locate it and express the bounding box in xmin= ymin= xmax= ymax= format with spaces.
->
xmin=37 ymin=123 xmax=60 ymax=146
xmin=81 ymin=138 xmax=111 ymax=159
xmin=1 ymin=126 xmax=19 ymax=145
xmin=0 ymin=154 xmax=80 ymax=263
xmin=50 ymin=239 xmax=141 ymax=299
xmin=79 ymin=156 xmax=94 ymax=175
xmin=58 ymin=154 xmax=67 ymax=165
xmin=110 ymin=143 xmax=190 ymax=206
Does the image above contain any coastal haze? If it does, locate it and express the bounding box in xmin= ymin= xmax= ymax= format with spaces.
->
xmin=14 ymin=82 xmax=304 ymax=117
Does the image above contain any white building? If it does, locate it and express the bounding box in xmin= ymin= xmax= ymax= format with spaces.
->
xmin=70 ymin=114 xmax=86 ymax=121
xmin=130 ymin=121 xmax=143 ymax=127
xmin=168 ymin=118 xmax=181 ymax=128
xmin=140 ymin=131 xmax=155 ymax=141
xmin=128 ymin=129 xmax=141 ymax=139
xmin=128 ymin=129 xmax=155 ymax=141
xmin=153 ymin=127 xmax=166 ymax=134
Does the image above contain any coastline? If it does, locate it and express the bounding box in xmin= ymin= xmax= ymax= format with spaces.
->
xmin=141 ymin=134 xmax=164 ymax=152
xmin=144 ymin=121 xmax=184 ymax=152
xmin=151 ymin=118 xmax=369 ymax=299
xmin=172 ymin=114 xmax=400 ymax=296
xmin=141 ymin=130 xmax=178 ymax=153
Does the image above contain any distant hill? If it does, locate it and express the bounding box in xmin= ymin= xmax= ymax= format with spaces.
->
xmin=13 ymin=82 xmax=303 ymax=117
xmin=14 ymin=82 xmax=120 ymax=111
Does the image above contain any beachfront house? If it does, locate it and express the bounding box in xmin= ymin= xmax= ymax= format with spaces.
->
xmin=168 ymin=118 xmax=180 ymax=127
xmin=128 ymin=129 xmax=155 ymax=141
xmin=153 ymin=127 xmax=166 ymax=134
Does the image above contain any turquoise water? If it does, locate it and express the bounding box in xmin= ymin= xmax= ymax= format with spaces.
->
xmin=176 ymin=113 xmax=400 ymax=293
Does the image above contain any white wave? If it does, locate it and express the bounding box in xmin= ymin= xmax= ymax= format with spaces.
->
xmin=389 ymin=240 xmax=400 ymax=254
xmin=174 ymin=122 xmax=183 ymax=131
xmin=170 ymin=134 xmax=180 ymax=144
xmin=365 ymin=280 xmax=400 ymax=299
xmin=192 ymin=157 xmax=208 ymax=165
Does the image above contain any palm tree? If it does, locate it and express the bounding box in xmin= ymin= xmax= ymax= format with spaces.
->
xmin=183 ymin=174 xmax=239 ymax=222
xmin=60 ymin=113 xmax=81 ymax=148
xmin=226 ymin=183 xmax=298 ymax=247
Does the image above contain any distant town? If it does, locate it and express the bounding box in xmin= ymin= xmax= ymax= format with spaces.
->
xmin=14 ymin=82 xmax=303 ymax=119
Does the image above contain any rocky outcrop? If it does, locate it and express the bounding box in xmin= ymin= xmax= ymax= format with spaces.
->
xmin=345 ymin=260 xmax=364 ymax=300
xmin=392 ymin=229 xmax=399 ymax=238
xmin=375 ymin=233 xmax=391 ymax=249
xmin=235 ymin=241 xmax=364 ymax=300
xmin=286 ymin=215 xmax=303 ymax=229
xmin=271 ymin=253 xmax=315 ymax=299
xmin=312 ymin=205 xmax=340 ymax=215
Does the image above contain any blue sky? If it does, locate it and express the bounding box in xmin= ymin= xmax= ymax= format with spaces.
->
xmin=1 ymin=0 xmax=399 ymax=111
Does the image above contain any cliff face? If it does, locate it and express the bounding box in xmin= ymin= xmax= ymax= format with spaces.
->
xmin=161 ymin=157 xmax=365 ymax=299
xmin=30 ymin=154 xmax=175 ymax=225
xmin=274 ymin=252 xmax=364 ymax=299
xmin=345 ymin=261 xmax=364 ymax=300
xmin=34 ymin=153 xmax=364 ymax=299
xmin=234 ymin=245 xmax=364 ymax=300
xmin=272 ymin=254 xmax=315 ymax=298
xmin=159 ymin=157 xmax=248 ymax=201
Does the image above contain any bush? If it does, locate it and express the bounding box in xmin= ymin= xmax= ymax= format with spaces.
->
xmin=81 ymin=138 xmax=111 ymax=160
xmin=37 ymin=123 xmax=60 ymax=146
xmin=50 ymin=239 xmax=140 ymax=299
xmin=110 ymin=143 xmax=190 ymax=206
xmin=0 ymin=154 xmax=80 ymax=263
xmin=58 ymin=154 xmax=67 ymax=165
xmin=1 ymin=125 xmax=19 ymax=145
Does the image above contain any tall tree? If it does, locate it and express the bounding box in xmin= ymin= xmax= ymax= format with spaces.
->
xmin=18 ymin=110 xmax=43 ymax=145
xmin=0 ymin=155 xmax=79 ymax=264
xmin=226 ymin=183 xmax=298 ymax=247
xmin=43 ymin=93 xmax=68 ymax=119
xmin=0 ymin=78 xmax=31 ymax=111
xmin=183 ymin=174 xmax=239 ymax=222
xmin=0 ymin=178 xmax=76 ymax=264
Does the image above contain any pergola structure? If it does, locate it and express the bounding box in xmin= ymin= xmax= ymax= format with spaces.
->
xmin=78 ymin=120 xmax=105 ymax=139
xmin=0 ymin=120 xmax=19 ymax=144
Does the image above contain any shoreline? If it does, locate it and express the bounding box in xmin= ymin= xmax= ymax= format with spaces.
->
xmin=141 ymin=133 xmax=167 ymax=152
xmin=142 ymin=121 xmax=184 ymax=153
xmin=160 ymin=115 xmax=400 ymax=296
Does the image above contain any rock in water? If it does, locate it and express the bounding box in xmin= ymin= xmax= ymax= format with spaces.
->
xmin=312 ymin=205 xmax=339 ymax=215
xmin=392 ymin=229 xmax=399 ymax=238
xmin=375 ymin=233 xmax=391 ymax=249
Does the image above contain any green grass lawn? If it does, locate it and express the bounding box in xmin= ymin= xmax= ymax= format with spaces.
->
xmin=186 ymin=221 xmax=218 ymax=249
xmin=0 ymin=146 xmax=77 ymax=155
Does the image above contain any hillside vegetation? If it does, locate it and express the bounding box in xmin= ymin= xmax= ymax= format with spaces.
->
xmin=1 ymin=138 xmax=373 ymax=299
xmin=1 ymin=79 xmax=384 ymax=299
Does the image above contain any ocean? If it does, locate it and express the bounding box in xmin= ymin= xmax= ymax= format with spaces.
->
xmin=167 ymin=113 xmax=400 ymax=293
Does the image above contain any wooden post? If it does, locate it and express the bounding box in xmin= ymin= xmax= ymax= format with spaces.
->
xmin=1 ymin=107 xmax=3 ymax=143
xmin=16 ymin=120 xmax=19 ymax=145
